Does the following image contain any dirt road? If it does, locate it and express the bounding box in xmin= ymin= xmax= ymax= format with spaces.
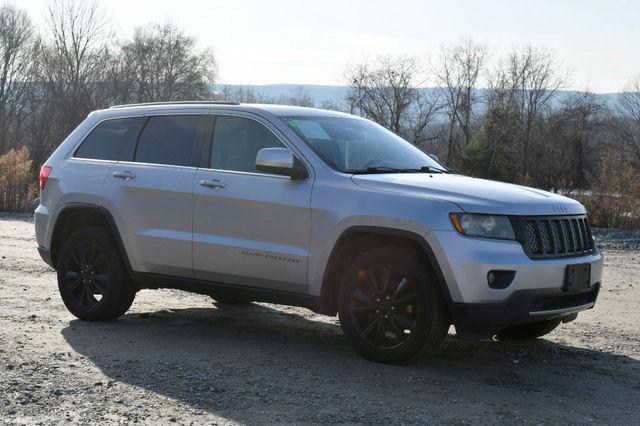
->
xmin=1 ymin=213 xmax=639 ymax=424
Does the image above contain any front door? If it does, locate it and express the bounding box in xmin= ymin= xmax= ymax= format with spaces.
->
xmin=192 ymin=114 xmax=312 ymax=293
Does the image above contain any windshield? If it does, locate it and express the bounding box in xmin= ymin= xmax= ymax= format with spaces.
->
xmin=281 ymin=116 xmax=447 ymax=174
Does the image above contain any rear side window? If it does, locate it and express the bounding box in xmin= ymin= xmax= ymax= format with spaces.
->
xmin=135 ymin=115 xmax=204 ymax=167
xmin=211 ymin=115 xmax=285 ymax=173
xmin=75 ymin=117 xmax=145 ymax=161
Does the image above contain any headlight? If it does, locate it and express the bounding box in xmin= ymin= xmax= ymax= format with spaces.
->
xmin=449 ymin=213 xmax=515 ymax=240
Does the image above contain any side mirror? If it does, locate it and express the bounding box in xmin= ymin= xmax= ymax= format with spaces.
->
xmin=429 ymin=153 xmax=441 ymax=163
xmin=256 ymin=148 xmax=308 ymax=180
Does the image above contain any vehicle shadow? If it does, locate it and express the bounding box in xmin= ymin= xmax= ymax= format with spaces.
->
xmin=61 ymin=301 xmax=640 ymax=423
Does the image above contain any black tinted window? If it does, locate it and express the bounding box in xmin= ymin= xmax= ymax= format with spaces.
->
xmin=135 ymin=115 xmax=203 ymax=166
xmin=211 ymin=116 xmax=285 ymax=173
xmin=75 ymin=117 xmax=145 ymax=161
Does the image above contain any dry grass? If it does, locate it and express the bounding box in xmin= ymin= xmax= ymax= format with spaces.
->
xmin=575 ymin=149 xmax=640 ymax=230
xmin=0 ymin=146 xmax=36 ymax=212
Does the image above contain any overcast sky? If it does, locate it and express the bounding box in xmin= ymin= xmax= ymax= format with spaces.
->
xmin=21 ymin=0 xmax=640 ymax=93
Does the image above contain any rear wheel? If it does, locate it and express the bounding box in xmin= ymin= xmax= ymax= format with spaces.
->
xmin=57 ymin=227 xmax=136 ymax=321
xmin=496 ymin=318 xmax=562 ymax=340
xmin=338 ymin=246 xmax=449 ymax=364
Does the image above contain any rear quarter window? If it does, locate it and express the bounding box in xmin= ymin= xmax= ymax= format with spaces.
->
xmin=75 ymin=117 xmax=146 ymax=161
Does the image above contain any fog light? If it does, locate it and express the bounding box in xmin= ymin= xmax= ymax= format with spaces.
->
xmin=487 ymin=270 xmax=516 ymax=289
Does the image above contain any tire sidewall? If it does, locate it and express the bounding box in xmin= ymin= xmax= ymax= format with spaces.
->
xmin=338 ymin=246 xmax=446 ymax=364
xmin=57 ymin=227 xmax=132 ymax=321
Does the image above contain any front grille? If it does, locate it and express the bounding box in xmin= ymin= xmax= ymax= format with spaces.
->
xmin=514 ymin=215 xmax=595 ymax=259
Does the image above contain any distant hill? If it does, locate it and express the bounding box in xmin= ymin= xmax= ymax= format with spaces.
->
xmin=215 ymin=84 xmax=347 ymax=106
xmin=215 ymin=84 xmax=623 ymax=111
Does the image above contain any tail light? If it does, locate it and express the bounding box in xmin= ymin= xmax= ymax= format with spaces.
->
xmin=39 ymin=166 xmax=52 ymax=190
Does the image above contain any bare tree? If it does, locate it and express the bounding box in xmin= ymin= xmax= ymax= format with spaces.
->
xmin=276 ymin=86 xmax=315 ymax=107
xmin=345 ymin=55 xmax=440 ymax=145
xmin=42 ymin=0 xmax=113 ymax=130
xmin=536 ymin=91 xmax=607 ymax=191
xmin=23 ymin=39 xmax=60 ymax=168
xmin=433 ymin=38 xmax=487 ymax=163
xmin=319 ymin=99 xmax=347 ymax=112
xmin=489 ymin=45 xmax=566 ymax=182
xmin=459 ymin=88 xmax=521 ymax=182
xmin=120 ymin=22 xmax=216 ymax=102
xmin=216 ymin=85 xmax=316 ymax=108
xmin=618 ymin=75 xmax=640 ymax=162
xmin=0 ymin=3 xmax=34 ymax=153
xmin=215 ymin=85 xmax=268 ymax=103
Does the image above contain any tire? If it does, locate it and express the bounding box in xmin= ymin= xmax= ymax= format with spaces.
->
xmin=337 ymin=246 xmax=449 ymax=364
xmin=56 ymin=226 xmax=136 ymax=321
xmin=211 ymin=296 xmax=253 ymax=305
xmin=496 ymin=318 xmax=562 ymax=340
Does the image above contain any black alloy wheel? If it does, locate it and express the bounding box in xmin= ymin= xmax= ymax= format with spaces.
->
xmin=60 ymin=240 xmax=110 ymax=308
xmin=348 ymin=266 xmax=419 ymax=349
xmin=338 ymin=246 xmax=449 ymax=364
xmin=57 ymin=227 xmax=136 ymax=321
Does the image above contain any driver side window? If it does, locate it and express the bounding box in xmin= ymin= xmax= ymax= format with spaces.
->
xmin=211 ymin=116 xmax=285 ymax=173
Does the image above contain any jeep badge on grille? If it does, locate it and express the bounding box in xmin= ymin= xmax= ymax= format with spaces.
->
xmin=552 ymin=204 xmax=569 ymax=214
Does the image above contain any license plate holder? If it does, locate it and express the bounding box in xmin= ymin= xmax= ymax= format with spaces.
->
xmin=564 ymin=263 xmax=591 ymax=292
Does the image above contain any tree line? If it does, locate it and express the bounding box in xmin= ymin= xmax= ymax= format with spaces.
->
xmin=0 ymin=0 xmax=215 ymax=169
xmin=338 ymin=44 xmax=640 ymax=228
xmin=0 ymin=1 xmax=638 ymax=227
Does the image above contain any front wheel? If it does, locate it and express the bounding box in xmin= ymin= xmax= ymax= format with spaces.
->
xmin=496 ymin=318 xmax=562 ymax=340
xmin=57 ymin=227 xmax=136 ymax=321
xmin=338 ymin=247 xmax=449 ymax=364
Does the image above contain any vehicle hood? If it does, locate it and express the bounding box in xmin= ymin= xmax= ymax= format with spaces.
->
xmin=351 ymin=173 xmax=586 ymax=216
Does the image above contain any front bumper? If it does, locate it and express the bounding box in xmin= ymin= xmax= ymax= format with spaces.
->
xmin=451 ymin=283 xmax=600 ymax=338
xmin=423 ymin=229 xmax=603 ymax=338
xmin=425 ymin=230 xmax=604 ymax=303
xmin=37 ymin=246 xmax=54 ymax=268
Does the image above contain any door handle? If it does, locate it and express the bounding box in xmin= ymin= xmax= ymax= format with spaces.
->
xmin=200 ymin=179 xmax=226 ymax=189
xmin=113 ymin=171 xmax=136 ymax=180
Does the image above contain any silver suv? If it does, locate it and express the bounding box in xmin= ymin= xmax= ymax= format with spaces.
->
xmin=35 ymin=102 xmax=603 ymax=363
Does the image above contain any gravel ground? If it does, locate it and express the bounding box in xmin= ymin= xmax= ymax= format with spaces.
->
xmin=1 ymin=213 xmax=639 ymax=425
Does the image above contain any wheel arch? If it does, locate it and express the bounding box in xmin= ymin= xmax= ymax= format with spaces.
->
xmin=317 ymin=226 xmax=453 ymax=316
xmin=50 ymin=203 xmax=131 ymax=272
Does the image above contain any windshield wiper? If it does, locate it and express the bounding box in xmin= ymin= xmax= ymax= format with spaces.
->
xmin=348 ymin=165 xmax=448 ymax=174
xmin=348 ymin=166 xmax=410 ymax=174
xmin=416 ymin=166 xmax=447 ymax=173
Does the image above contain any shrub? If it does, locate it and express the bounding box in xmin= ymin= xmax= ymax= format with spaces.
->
xmin=0 ymin=147 xmax=37 ymax=212
xmin=574 ymin=149 xmax=640 ymax=230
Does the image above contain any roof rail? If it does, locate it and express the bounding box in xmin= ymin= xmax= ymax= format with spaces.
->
xmin=109 ymin=100 xmax=239 ymax=109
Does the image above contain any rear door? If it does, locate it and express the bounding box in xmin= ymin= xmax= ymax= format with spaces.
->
xmin=102 ymin=112 xmax=209 ymax=278
xmin=67 ymin=116 xmax=147 ymax=208
xmin=192 ymin=113 xmax=313 ymax=293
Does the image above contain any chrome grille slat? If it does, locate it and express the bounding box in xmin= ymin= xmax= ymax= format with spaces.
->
xmin=572 ymin=219 xmax=583 ymax=252
xmin=540 ymin=221 xmax=552 ymax=253
xmin=517 ymin=215 xmax=596 ymax=259
xmin=578 ymin=219 xmax=589 ymax=251
xmin=524 ymin=221 xmax=540 ymax=254
xmin=550 ymin=220 xmax=564 ymax=253
xmin=563 ymin=219 xmax=575 ymax=253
